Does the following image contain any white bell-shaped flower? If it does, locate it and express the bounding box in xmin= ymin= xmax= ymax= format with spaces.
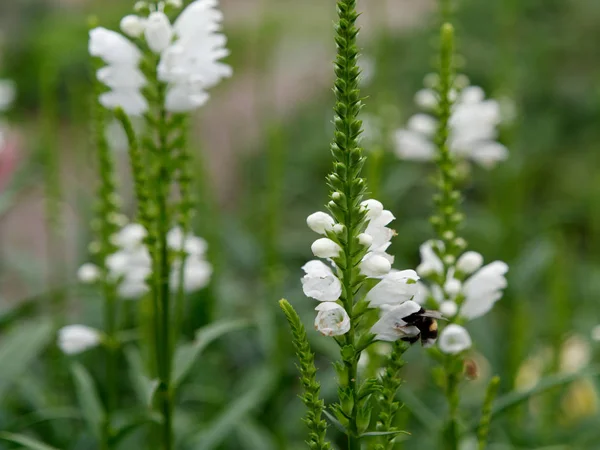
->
xmin=414 ymin=88 xmax=438 ymax=110
xmin=307 ymin=211 xmax=336 ymax=235
xmin=311 ymin=238 xmax=341 ymax=259
xmin=77 ymin=263 xmax=101 ymax=284
xmin=145 ymin=12 xmax=173 ymax=53
xmin=120 ymin=15 xmax=146 ymax=38
xmin=460 ymin=261 xmax=508 ymax=320
xmin=394 ymin=129 xmax=436 ymax=162
xmin=364 ymin=208 xmax=395 ymax=250
xmin=456 ymin=251 xmax=484 ymax=274
xmin=170 ymin=257 xmax=212 ymax=292
xmin=301 ymin=260 xmax=342 ymax=302
xmin=371 ymin=300 xmax=422 ymax=342
xmin=367 ymin=270 xmax=419 ymax=307
xmin=438 ymin=324 xmax=472 ymax=354
xmin=407 ymin=113 xmax=437 ymax=136
xmin=360 ymin=252 xmax=392 ymax=277
xmin=167 ymin=227 xmax=208 ymax=256
xmin=89 ymin=27 xmax=142 ymax=65
xmin=314 ymin=303 xmax=350 ymax=336
xmin=58 ymin=325 xmax=101 ymax=355
xmin=111 ymin=223 xmax=147 ymax=250
xmin=360 ymin=199 xmax=384 ymax=218
xmin=99 ymin=90 xmax=148 ymax=117
xmin=439 ymin=300 xmax=458 ymax=318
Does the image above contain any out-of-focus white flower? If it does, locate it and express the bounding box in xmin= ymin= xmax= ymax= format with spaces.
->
xmin=307 ymin=211 xmax=335 ymax=235
xmin=145 ymin=12 xmax=173 ymax=53
xmin=438 ymin=324 xmax=472 ymax=354
xmin=111 ymin=223 xmax=147 ymax=250
xmin=460 ymin=261 xmax=508 ymax=320
xmin=171 ymin=257 xmax=212 ymax=292
xmin=89 ymin=27 xmax=142 ymax=65
xmin=367 ymin=270 xmax=419 ymax=307
xmin=77 ymin=263 xmax=101 ymax=284
xmin=456 ymin=251 xmax=483 ymax=274
xmin=311 ymin=238 xmax=341 ymax=259
xmin=371 ymin=300 xmax=422 ymax=342
xmin=167 ymin=227 xmax=208 ymax=256
xmin=314 ymin=302 xmax=350 ymax=336
xmin=120 ymin=15 xmax=146 ymax=38
xmin=158 ymin=0 xmax=232 ymax=112
xmin=559 ymin=335 xmax=591 ymax=374
xmin=58 ymin=325 xmax=101 ymax=355
xmin=416 ymin=240 xmax=444 ymax=276
xmin=301 ymin=260 xmax=342 ymax=302
xmin=0 ymin=80 xmax=16 ymax=112
xmin=592 ymin=325 xmax=600 ymax=342
xmin=443 ymin=274 xmax=462 ymax=297
xmin=439 ymin=300 xmax=458 ymax=318
xmin=395 ymin=80 xmax=510 ymax=169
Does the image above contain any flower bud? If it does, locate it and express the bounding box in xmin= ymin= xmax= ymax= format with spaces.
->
xmin=439 ymin=300 xmax=458 ymax=318
xmin=333 ymin=224 xmax=345 ymax=234
xmin=311 ymin=238 xmax=342 ymax=259
xmin=444 ymin=278 xmax=462 ymax=297
xmin=306 ymin=212 xmax=335 ymax=235
xmin=360 ymin=254 xmax=391 ymax=277
xmin=438 ymin=324 xmax=472 ymax=355
xmin=58 ymin=325 xmax=101 ymax=355
xmin=77 ymin=263 xmax=101 ymax=284
xmin=456 ymin=251 xmax=484 ymax=274
xmin=357 ymin=233 xmax=373 ymax=247
xmin=120 ymin=15 xmax=146 ymax=38
xmin=144 ymin=12 xmax=173 ymax=53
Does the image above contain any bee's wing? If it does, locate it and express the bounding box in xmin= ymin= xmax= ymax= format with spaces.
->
xmin=421 ymin=310 xmax=447 ymax=321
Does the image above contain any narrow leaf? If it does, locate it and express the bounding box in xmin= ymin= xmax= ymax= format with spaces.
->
xmin=173 ymin=319 xmax=250 ymax=386
xmin=71 ymin=362 xmax=105 ymax=439
xmin=0 ymin=319 xmax=54 ymax=398
xmin=0 ymin=432 xmax=59 ymax=450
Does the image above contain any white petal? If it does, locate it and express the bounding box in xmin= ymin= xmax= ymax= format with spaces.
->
xmin=145 ymin=12 xmax=173 ymax=53
xmin=111 ymin=223 xmax=147 ymax=249
xmin=100 ymin=90 xmax=148 ymax=116
xmin=97 ymin=66 xmax=146 ymax=89
xmin=371 ymin=301 xmax=422 ymax=342
xmin=360 ymin=253 xmax=392 ymax=277
xmin=414 ymin=88 xmax=438 ymax=110
xmin=120 ymin=15 xmax=147 ymax=38
xmin=461 ymin=261 xmax=508 ymax=320
xmin=171 ymin=258 xmax=212 ymax=292
xmin=361 ymin=199 xmax=384 ymax=218
xmin=77 ymin=263 xmax=101 ymax=284
xmin=165 ymin=85 xmax=209 ymax=112
xmin=301 ymin=260 xmax=342 ymax=302
xmin=367 ymin=270 xmax=419 ymax=307
xmin=456 ymin=251 xmax=484 ymax=274
xmin=417 ymin=241 xmax=444 ymax=276
xmin=89 ymin=27 xmax=141 ymax=65
xmin=469 ymin=142 xmax=509 ymax=169
xmin=306 ymin=211 xmax=335 ymax=235
xmin=58 ymin=325 xmax=101 ymax=355
xmin=407 ymin=114 xmax=437 ymax=136
xmin=311 ymin=238 xmax=341 ymax=259
xmin=459 ymin=86 xmax=485 ymax=104
xmin=438 ymin=324 xmax=472 ymax=354
xmin=394 ymin=129 xmax=436 ymax=161
xmin=314 ymin=303 xmax=350 ymax=336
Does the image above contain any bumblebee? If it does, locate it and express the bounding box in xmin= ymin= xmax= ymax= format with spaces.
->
xmin=400 ymin=307 xmax=445 ymax=347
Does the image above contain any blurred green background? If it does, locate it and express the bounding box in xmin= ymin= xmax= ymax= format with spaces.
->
xmin=1 ymin=0 xmax=600 ymax=448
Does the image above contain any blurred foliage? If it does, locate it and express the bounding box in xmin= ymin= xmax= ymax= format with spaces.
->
xmin=1 ymin=0 xmax=600 ymax=449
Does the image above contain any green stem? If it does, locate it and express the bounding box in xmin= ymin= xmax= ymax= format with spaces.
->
xmin=444 ymin=358 xmax=461 ymax=450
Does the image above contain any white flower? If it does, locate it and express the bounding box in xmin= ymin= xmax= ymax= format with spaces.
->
xmin=77 ymin=263 xmax=101 ymax=284
xmin=469 ymin=142 xmax=509 ymax=169
xmin=89 ymin=27 xmax=142 ymax=65
xmin=360 ymin=253 xmax=392 ymax=277
xmin=414 ymin=88 xmax=438 ymax=110
xmin=394 ymin=129 xmax=436 ymax=161
xmin=364 ymin=208 xmax=395 ymax=250
xmin=120 ymin=15 xmax=146 ymax=38
xmin=460 ymin=261 xmax=508 ymax=320
xmin=145 ymin=12 xmax=173 ymax=53
xmin=58 ymin=325 xmax=101 ymax=355
xmin=0 ymin=80 xmax=16 ymax=111
xmin=438 ymin=324 xmax=472 ymax=354
xmin=99 ymin=91 xmax=148 ymax=117
xmin=443 ymin=275 xmax=462 ymax=297
xmin=307 ymin=211 xmax=335 ymax=235
xmin=407 ymin=113 xmax=437 ymax=135
xmin=416 ymin=240 xmax=444 ymax=276
xmin=314 ymin=303 xmax=350 ymax=336
xmin=170 ymin=257 xmax=212 ymax=292
xmin=592 ymin=325 xmax=600 ymax=342
xmin=167 ymin=227 xmax=208 ymax=256
xmin=456 ymin=251 xmax=483 ymax=274
xmin=361 ymin=199 xmax=384 ymax=218
xmin=371 ymin=301 xmax=422 ymax=342
xmin=158 ymin=0 xmax=232 ymax=112
xmin=357 ymin=233 xmax=373 ymax=247
xmin=367 ymin=270 xmax=419 ymax=307
xmin=311 ymin=238 xmax=341 ymax=259
xmin=111 ymin=223 xmax=147 ymax=250
xmin=301 ymin=260 xmax=342 ymax=302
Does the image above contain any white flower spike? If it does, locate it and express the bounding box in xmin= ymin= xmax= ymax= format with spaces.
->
xmin=58 ymin=325 xmax=101 ymax=355
xmin=314 ymin=303 xmax=350 ymax=336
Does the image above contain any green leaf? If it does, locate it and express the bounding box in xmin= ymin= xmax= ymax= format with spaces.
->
xmin=0 ymin=319 xmax=54 ymax=398
xmin=360 ymin=430 xmax=410 ymax=437
xmin=109 ymin=411 xmax=161 ymax=446
xmin=71 ymin=362 xmax=105 ymax=439
xmin=323 ymin=409 xmax=348 ymax=434
xmin=235 ymin=421 xmax=277 ymax=450
xmin=0 ymin=432 xmax=59 ymax=450
xmin=124 ymin=347 xmax=159 ymax=407
xmin=187 ymin=366 xmax=276 ymax=450
xmin=172 ymin=319 xmax=251 ymax=386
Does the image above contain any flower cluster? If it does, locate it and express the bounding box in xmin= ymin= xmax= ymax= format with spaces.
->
xmin=414 ymin=240 xmax=508 ymax=354
xmin=394 ymin=79 xmax=509 ymax=169
xmin=89 ymin=0 xmax=231 ymax=116
xmin=78 ymin=222 xmax=212 ymax=299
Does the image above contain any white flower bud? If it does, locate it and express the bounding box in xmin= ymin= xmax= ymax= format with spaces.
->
xmin=443 ymin=254 xmax=456 ymax=265
xmin=314 ymin=303 xmax=350 ymax=336
xmin=134 ymin=1 xmax=149 ymax=12
xmin=361 ymin=199 xmax=384 ymax=218
xmin=333 ymin=224 xmax=345 ymax=234
xmin=416 ymin=262 xmax=435 ymax=277
xmin=306 ymin=212 xmax=335 ymax=235
xmin=167 ymin=0 xmax=183 ymax=8
xmin=439 ymin=300 xmax=458 ymax=318
xmin=456 ymin=251 xmax=484 ymax=274
xmin=77 ymin=263 xmax=101 ymax=284
xmin=357 ymin=233 xmax=373 ymax=247
xmin=332 ymin=191 xmax=342 ymax=201
xmin=438 ymin=324 xmax=472 ymax=355
xmin=311 ymin=238 xmax=342 ymax=259
xmin=360 ymin=254 xmax=392 ymax=277
xmin=144 ymin=12 xmax=173 ymax=53
xmin=58 ymin=325 xmax=101 ymax=355
xmin=444 ymin=278 xmax=462 ymax=297
xmin=120 ymin=15 xmax=146 ymax=38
